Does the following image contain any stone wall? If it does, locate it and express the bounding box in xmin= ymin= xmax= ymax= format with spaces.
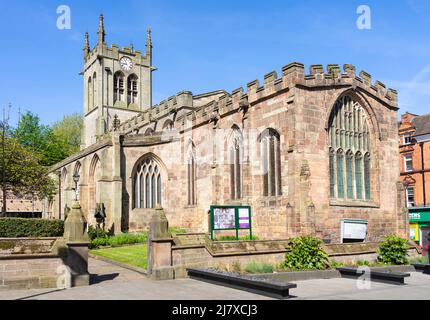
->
xmin=47 ymin=62 xmax=407 ymax=242
xmin=0 ymin=204 xmax=90 ymax=290
xmin=0 ymin=255 xmax=65 ymax=290
xmin=168 ymin=234 xmax=421 ymax=279
xmin=0 ymin=238 xmax=68 ymax=290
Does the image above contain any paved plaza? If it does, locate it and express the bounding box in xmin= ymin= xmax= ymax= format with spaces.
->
xmin=1 ymin=258 xmax=430 ymax=300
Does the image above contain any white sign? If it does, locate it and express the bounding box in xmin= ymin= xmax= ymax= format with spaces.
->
xmin=342 ymin=220 xmax=368 ymax=240
xmin=238 ymin=208 xmax=250 ymax=229
xmin=213 ymin=208 xmax=236 ymax=230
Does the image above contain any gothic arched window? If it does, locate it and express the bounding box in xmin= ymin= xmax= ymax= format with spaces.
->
xmin=133 ymin=158 xmax=162 ymax=209
xmin=87 ymin=77 xmax=92 ymax=111
xmin=260 ymin=128 xmax=282 ymax=197
xmin=93 ymin=72 xmax=97 ymax=108
xmin=114 ymin=72 xmax=125 ymax=103
xmin=328 ymin=95 xmax=372 ymax=201
xmin=229 ymin=126 xmax=243 ymax=200
xmin=127 ymin=74 xmax=138 ymax=105
xmin=187 ymin=142 xmax=197 ymax=205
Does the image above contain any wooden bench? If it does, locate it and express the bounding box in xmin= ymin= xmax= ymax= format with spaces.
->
xmin=187 ymin=269 xmax=297 ymax=299
xmin=337 ymin=267 xmax=410 ymax=285
xmin=413 ymin=263 xmax=430 ymax=274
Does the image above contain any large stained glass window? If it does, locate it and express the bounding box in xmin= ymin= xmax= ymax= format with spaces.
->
xmin=328 ymin=95 xmax=372 ymax=201
xmin=133 ymin=158 xmax=162 ymax=209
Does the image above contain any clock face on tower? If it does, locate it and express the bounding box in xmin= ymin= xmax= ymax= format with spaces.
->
xmin=120 ymin=56 xmax=133 ymax=71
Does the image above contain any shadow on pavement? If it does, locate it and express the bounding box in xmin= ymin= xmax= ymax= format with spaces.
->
xmin=90 ymin=273 xmax=120 ymax=285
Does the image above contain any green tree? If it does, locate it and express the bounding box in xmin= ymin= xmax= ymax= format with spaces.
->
xmin=51 ymin=113 xmax=83 ymax=156
xmin=12 ymin=111 xmax=69 ymax=166
xmin=2 ymin=136 xmax=56 ymax=201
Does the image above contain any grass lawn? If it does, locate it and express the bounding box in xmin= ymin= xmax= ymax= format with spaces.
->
xmin=90 ymin=245 xmax=148 ymax=269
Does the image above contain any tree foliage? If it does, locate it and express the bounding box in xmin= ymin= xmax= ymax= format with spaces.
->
xmin=0 ymin=110 xmax=81 ymax=205
xmin=51 ymin=113 xmax=83 ymax=156
xmin=284 ymin=236 xmax=329 ymax=271
xmin=378 ymin=235 xmax=410 ymax=265
xmin=12 ymin=111 xmax=70 ymax=166
xmin=2 ymin=136 xmax=57 ymax=200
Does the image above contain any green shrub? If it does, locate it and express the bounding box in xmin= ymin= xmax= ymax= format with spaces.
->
xmin=245 ymin=261 xmax=274 ymax=274
xmin=378 ymin=235 xmax=409 ymax=265
xmin=89 ymin=237 xmax=110 ymax=249
xmin=88 ymin=226 xmax=109 ymax=240
xmin=89 ymin=232 xmax=148 ymax=249
xmin=108 ymin=233 xmax=147 ymax=247
xmin=284 ymin=236 xmax=329 ymax=271
xmin=329 ymin=260 xmax=344 ymax=269
xmin=356 ymin=260 xmax=371 ymax=266
xmin=0 ymin=218 xmax=64 ymax=238
xmin=408 ymin=256 xmax=429 ymax=265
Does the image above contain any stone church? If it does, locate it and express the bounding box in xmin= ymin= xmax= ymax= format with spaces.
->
xmin=45 ymin=15 xmax=409 ymax=243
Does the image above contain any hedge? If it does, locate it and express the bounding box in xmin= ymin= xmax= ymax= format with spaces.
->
xmin=0 ymin=218 xmax=64 ymax=238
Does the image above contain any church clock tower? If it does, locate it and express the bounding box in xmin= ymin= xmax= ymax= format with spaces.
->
xmin=81 ymin=15 xmax=154 ymax=147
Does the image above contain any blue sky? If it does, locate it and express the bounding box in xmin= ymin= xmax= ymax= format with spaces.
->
xmin=1 ymin=0 xmax=430 ymax=126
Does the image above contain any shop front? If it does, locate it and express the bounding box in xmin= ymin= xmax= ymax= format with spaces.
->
xmin=409 ymin=208 xmax=430 ymax=253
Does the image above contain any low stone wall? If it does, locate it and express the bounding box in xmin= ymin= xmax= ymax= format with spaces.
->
xmin=0 ymin=238 xmax=69 ymax=290
xmin=169 ymin=234 xmax=421 ymax=279
xmin=0 ymin=204 xmax=91 ymax=290
xmin=172 ymin=235 xmax=289 ymax=278
xmin=0 ymin=254 xmax=65 ymax=290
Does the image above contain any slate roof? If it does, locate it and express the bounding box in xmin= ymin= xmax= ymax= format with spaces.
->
xmin=412 ymin=113 xmax=430 ymax=136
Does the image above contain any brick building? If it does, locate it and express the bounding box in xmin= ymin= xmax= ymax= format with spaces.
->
xmin=44 ymin=16 xmax=408 ymax=244
xmin=399 ymin=112 xmax=430 ymax=245
xmin=0 ymin=192 xmax=42 ymax=218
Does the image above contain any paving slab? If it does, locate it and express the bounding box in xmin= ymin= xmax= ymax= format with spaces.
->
xmin=1 ymin=258 xmax=430 ymax=300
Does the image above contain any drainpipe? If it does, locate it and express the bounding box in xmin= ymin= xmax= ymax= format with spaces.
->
xmin=421 ymin=143 xmax=427 ymax=206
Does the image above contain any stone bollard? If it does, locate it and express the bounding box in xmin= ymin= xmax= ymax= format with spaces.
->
xmin=63 ymin=202 xmax=90 ymax=287
xmin=147 ymin=205 xmax=175 ymax=280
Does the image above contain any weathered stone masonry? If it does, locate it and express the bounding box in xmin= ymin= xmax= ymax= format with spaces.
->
xmin=46 ymin=61 xmax=408 ymax=243
xmin=44 ymin=15 xmax=408 ymax=243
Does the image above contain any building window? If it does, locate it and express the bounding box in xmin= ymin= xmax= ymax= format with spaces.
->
xmin=404 ymin=154 xmax=413 ymax=172
xmin=114 ymin=72 xmax=125 ymax=103
xmin=229 ymin=126 xmax=243 ymax=200
xmin=355 ymin=152 xmax=363 ymax=200
xmin=406 ymin=186 xmax=415 ymax=208
xmin=329 ymin=148 xmax=335 ymax=197
xmin=364 ymin=153 xmax=371 ymax=200
xmin=187 ymin=143 xmax=196 ymax=206
xmin=127 ymin=74 xmax=138 ymax=105
xmin=133 ymin=158 xmax=162 ymax=209
xmin=328 ymin=95 xmax=372 ymax=201
xmin=336 ymin=150 xmax=345 ymax=199
xmin=260 ymin=129 xmax=282 ymax=197
xmin=403 ymin=134 xmax=412 ymax=145
xmin=87 ymin=77 xmax=92 ymax=111
xmin=93 ymin=72 xmax=97 ymax=108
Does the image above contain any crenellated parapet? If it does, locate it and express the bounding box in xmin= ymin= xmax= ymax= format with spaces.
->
xmin=107 ymin=62 xmax=398 ymax=137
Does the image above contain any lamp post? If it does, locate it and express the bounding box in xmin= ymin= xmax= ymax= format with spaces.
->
xmin=73 ymin=172 xmax=80 ymax=202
